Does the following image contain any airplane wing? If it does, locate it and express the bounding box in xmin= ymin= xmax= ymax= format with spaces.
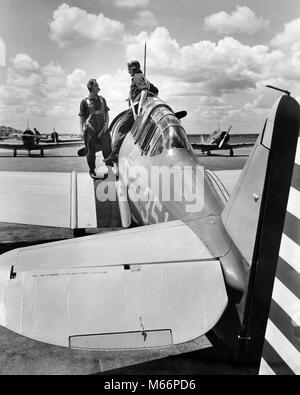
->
xmin=0 ymin=143 xmax=21 ymax=150
xmin=223 ymin=143 xmax=255 ymax=149
xmin=0 ymin=220 xmax=228 ymax=349
xmin=0 ymin=141 xmax=83 ymax=152
xmin=192 ymin=142 xmax=255 ymax=151
xmin=0 ymin=171 xmax=97 ymax=229
xmin=191 ymin=143 xmax=217 ymax=150
xmin=35 ymin=141 xmax=84 ymax=149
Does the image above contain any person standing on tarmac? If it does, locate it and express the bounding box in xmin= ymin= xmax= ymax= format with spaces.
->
xmin=104 ymin=60 xmax=155 ymax=166
xmin=79 ymin=79 xmax=111 ymax=178
xmin=33 ymin=128 xmax=41 ymax=144
xmin=50 ymin=129 xmax=59 ymax=143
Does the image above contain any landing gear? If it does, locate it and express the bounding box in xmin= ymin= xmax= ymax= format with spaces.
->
xmin=73 ymin=228 xmax=86 ymax=237
xmin=40 ymin=148 xmax=44 ymax=157
xmin=13 ymin=148 xmax=17 ymax=157
xmin=229 ymin=148 xmax=234 ymax=157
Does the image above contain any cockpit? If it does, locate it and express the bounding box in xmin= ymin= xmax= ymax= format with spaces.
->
xmin=150 ymin=124 xmax=190 ymax=156
xmin=131 ymin=102 xmax=192 ymax=157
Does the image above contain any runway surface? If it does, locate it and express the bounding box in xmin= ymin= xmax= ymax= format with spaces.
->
xmin=0 ymin=145 xmax=252 ymax=375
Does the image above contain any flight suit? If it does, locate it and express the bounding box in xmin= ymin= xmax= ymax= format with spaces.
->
xmin=111 ymin=71 xmax=149 ymax=155
xmin=79 ymin=95 xmax=111 ymax=173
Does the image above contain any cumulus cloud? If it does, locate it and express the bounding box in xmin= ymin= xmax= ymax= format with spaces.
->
xmin=135 ymin=10 xmax=158 ymax=27
xmin=96 ymin=69 xmax=130 ymax=118
xmin=4 ymin=17 xmax=300 ymax=133
xmin=112 ymin=0 xmax=150 ymax=8
xmin=121 ymin=24 xmax=300 ymax=131
xmin=49 ymin=3 xmax=124 ymax=47
xmin=125 ymin=27 xmax=180 ymax=68
xmin=204 ymin=6 xmax=269 ymax=35
xmin=270 ymin=18 xmax=300 ymax=49
xmin=124 ymin=28 xmax=292 ymax=97
xmin=0 ymin=38 xmax=6 ymax=67
xmin=11 ymin=53 xmax=40 ymax=72
xmin=0 ymin=52 xmax=87 ymax=128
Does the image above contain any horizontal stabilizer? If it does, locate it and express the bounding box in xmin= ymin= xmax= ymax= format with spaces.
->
xmin=0 ymin=220 xmax=227 ymax=349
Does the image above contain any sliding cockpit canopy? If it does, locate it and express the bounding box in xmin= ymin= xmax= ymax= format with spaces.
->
xmin=128 ymin=97 xmax=193 ymax=156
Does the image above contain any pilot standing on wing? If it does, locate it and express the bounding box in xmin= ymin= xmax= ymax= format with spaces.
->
xmin=79 ymin=79 xmax=111 ymax=178
xmin=104 ymin=60 xmax=152 ymax=166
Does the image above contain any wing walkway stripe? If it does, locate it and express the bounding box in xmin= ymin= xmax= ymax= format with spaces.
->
xmin=272 ymin=278 xmax=300 ymax=328
xmin=261 ymin=340 xmax=294 ymax=375
xmin=283 ymin=211 xmax=300 ymax=246
xmin=276 ymin=257 xmax=300 ymax=300
xmin=265 ymin=319 xmax=300 ymax=374
xmin=290 ymin=163 xmax=300 ymax=192
xmin=269 ymin=299 xmax=300 ymax=353
xmin=259 ymin=358 xmax=276 ymax=375
xmin=295 ymin=137 xmax=300 ymax=166
xmin=279 ymin=234 xmax=300 ymax=274
xmin=287 ymin=187 xmax=300 ymax=220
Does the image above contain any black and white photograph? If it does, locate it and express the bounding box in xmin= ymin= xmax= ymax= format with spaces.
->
xmin=0 ymin=0 xmax=299 ymax=377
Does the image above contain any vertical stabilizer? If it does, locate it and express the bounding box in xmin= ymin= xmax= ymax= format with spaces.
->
xmin=223 ymin=94 xmax=300 ymax=369
xmin=259 ymin=139 xmax=300 ymax=374
xmin=222 ymin=95 xmax=300 ymax=265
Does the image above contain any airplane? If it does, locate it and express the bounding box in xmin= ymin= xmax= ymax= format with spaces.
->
xmin=191 ymin=124 xmax=255 ymax=157
xmin=46 ymin=127 xmax=83 ymax=143
xmin=0 ymin=128 xmax=84 ymax=157
xmin=0 ymin=90 xmax=299 ymax=375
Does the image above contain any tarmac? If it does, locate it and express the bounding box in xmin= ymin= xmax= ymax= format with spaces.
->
xmin=0 ymin=145 xmax=252 ymax=375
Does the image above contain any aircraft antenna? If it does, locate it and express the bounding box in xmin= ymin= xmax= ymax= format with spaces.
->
xmin=144 ymin=42 xmax=147 ymax=77
xmin=265 ymin=85 xmax=291 ymax=96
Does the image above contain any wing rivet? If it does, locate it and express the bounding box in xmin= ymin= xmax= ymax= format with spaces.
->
xmin=140 ymin=317 xmax=147 ymax=341
xmin=253 ymin=193 xmax=260 ymax=202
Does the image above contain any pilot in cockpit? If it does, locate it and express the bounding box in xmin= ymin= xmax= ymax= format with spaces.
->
xmin=104 ymin=60 xmax=158 ymax=166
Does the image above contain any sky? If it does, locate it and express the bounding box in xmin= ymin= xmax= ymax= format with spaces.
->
xmin=1 ymin=0 xmax=300 ymax=134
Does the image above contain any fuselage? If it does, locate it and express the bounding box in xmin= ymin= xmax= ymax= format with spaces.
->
xmin=112 ymin=97 xmax=248 ymax=294
xmin=206 ymin=130 xmax=230 ymax=146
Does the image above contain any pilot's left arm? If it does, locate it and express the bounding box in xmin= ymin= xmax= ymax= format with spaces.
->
xmin=98 ymin=97 xmax=110 ymax=138
xmin=134 ymin=74 xmax=149 ymax=116
xmin=138 ymin=89 xmax=148 ymax=116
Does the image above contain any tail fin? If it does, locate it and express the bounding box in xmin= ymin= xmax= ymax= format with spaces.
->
xmin=221 ymin=94 xmax=300 ymax=367
xmin=222 ymin=95 xmax=300 ymax=265
xmin=259 ymin=134 xmax=300 ymax=374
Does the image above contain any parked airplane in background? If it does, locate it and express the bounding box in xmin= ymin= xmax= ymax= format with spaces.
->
xmin=192 ymin=124 xmax=255 ymax=156
xmin=0 ymin=92 xmax=299 ymax=374
xmin=0 ymin=128 xmax=83 ymax=156
xmin=47 ymin=127 xmax=82 ymax=143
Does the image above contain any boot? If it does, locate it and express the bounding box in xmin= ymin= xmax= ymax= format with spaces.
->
xmin=89 ymin=170 xmax=97 ymax=179
xmin=104 ymin=152 xmax=118 ymax=166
